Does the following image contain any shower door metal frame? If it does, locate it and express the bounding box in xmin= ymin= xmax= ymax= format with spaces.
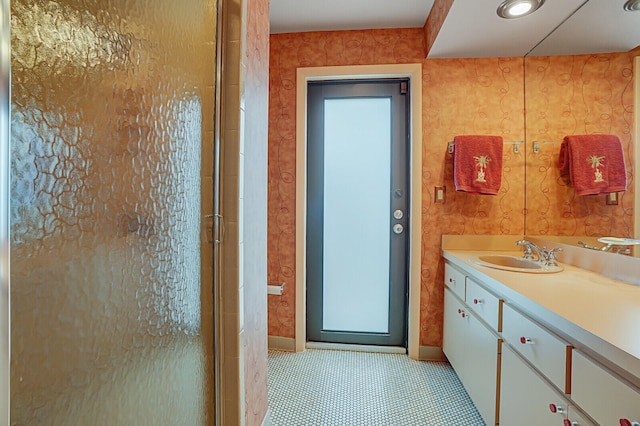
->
xmin=213 ymin=0 xmax=224 ymax=423
xmin=1 ymin=0 xmax=11 ymax=423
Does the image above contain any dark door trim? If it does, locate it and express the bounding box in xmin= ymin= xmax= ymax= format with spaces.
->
xmin=305 ymin=79 xmax=409 ymax=346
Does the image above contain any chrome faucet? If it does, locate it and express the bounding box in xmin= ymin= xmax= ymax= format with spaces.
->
xmin=578 ymin=241 xmax=631 ymax=255
xmin=516 ymin=239 xmax=563 ymax=267
xmin=516 ymin=239 xmax=545 ymax=260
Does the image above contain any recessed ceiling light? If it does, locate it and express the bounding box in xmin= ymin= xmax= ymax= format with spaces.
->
xmin=624 ymin=0 xmax=640 ymax=11
xmin=497 ymin=0 xmax=545 ymax=19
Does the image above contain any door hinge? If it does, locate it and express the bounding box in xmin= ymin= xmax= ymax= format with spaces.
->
xmin=204 ymin=214 xmax=225 ymax=244
xmin=400 ymin=81 xmax=408 ymax=94
xmin=204 ymin=214 xmax=215 ymax=244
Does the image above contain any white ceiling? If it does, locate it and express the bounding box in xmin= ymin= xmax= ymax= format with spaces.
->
xmin=269 ymin=0 xmax=435 ymax=34
xmin=269 ymin=0 xmax=640 ymax=58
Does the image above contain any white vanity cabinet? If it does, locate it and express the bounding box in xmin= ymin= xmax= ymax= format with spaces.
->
xmin=442 ymin=243 xmax=640 ymax=426
xmin=443 ymin=265 xmax=501 ymax=426
xmin=443 ymin=253 xmax=640 ymax=426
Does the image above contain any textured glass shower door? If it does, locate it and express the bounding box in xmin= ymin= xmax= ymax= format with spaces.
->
xmin=9 ymin=1 xmax=217 ymax=423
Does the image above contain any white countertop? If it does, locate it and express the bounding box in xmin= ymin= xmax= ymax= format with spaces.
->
xmin=443 ymin=249 xmax=640 ymax=385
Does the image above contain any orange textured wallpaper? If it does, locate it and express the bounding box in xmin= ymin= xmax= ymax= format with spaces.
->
xmin=423 ymin=0 xmax=454 ymax=56
xmin=244 ymin=0 xmax=270 ymax=424
xmin=268 ymin=29 xmax=527 ymax=347
xmin=268 ymin=29 xmax=426 ymax=339
xmin=421 ymin=57 xmax=525 ymax=345
xmin=525 ymin=50 xmax=637 ymax=237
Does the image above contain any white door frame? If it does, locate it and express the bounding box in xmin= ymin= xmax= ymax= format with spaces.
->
xmin=295 ymin=64 xmax=422 ymax=359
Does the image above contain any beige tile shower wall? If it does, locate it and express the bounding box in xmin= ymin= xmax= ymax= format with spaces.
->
xmin=220 ymin=0 xmax=270 ymax=424
xmin=525 ymin=49 xmax=639 ymax=237
xmin=220 ymin=0 xmax=244 ymax=423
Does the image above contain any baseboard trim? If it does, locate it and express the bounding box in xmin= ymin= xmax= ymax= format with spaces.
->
xmin=305 ymin=342 xmax=407 ymax=354
xmin=268 ymin=336 xmax=296 ymax=352
xmin=419 ymin=345 xmax=446 ymax=361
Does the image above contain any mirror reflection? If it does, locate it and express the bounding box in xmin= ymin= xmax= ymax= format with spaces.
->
xmin=523 ymin=0 xmax=640 ymax=257
xmin=533 ymin=235 xmax=640 ymax=256
xmin=528 ymin=0 xmax=640 ymax=56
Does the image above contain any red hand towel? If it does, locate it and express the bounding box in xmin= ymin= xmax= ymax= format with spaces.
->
xmin=453 ymin=135 xmax=503 ymax=195
xmin=558 ymin=134 xmax=627 ymax=196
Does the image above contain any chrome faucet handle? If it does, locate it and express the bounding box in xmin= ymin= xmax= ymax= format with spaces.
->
xmin=545 ymin=247 xmax=563 ymax=258
xmin=544 ymin=247 xmax=563 ymax=266
xmin=521 ymin=245 xmax=535 ymax=259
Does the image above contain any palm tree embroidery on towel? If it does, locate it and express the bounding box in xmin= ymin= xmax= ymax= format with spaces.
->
xmin=474 ymin=155 xmax=491 ymax=183
xmin=587 ymin=155 xmax=606 ymax=183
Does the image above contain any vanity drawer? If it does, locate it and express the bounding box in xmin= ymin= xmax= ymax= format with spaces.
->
xmin=465 ymin=278 xmax=502 ymax=332
xmin=444 ymin=263 xmax=466 ymax=300
xmin=572 ymin=350 xmax=640 ymax=426
xmin=502 ymin=303 xmax=571 ymax=393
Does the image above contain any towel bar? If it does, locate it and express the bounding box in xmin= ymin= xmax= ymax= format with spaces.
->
xmin=532 ymin=140 xmax=562 ymax=153
xmin=448 ymin=140 xmax=523 ymax=154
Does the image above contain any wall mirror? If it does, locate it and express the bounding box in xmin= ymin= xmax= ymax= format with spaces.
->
xmin=523 ymin=0 xmax=640 ymax=257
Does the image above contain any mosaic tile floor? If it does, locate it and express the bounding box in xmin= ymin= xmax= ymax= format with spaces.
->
xmin=267 ymin=349 xmax=485 ymax=426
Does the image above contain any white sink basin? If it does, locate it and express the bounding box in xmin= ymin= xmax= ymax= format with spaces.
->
xmin=470 ymin=255 xmax=563 ymax=274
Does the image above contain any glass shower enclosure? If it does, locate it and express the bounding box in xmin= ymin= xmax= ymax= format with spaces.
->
xmin=3 ymin=0 xmax=218 ymax=423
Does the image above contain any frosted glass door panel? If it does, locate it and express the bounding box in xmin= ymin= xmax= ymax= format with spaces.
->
xmin=9 ymin=1 xmax=216 ymax=424
xmin=322 ymin=98 xmax=391 ymax=333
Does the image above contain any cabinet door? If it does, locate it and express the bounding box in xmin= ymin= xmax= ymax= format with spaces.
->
xmin=572 ymin=350 xmax=640 ymax=426
xmin=444 ymin=288 xmax=499 ymax=426
xmin=500 ymin=345 xmax=571 ymax=426
xmin=443 ymin=288 xmax=467 ymax=381
xmin=465 ymin=310 xmax=499 ymax=426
